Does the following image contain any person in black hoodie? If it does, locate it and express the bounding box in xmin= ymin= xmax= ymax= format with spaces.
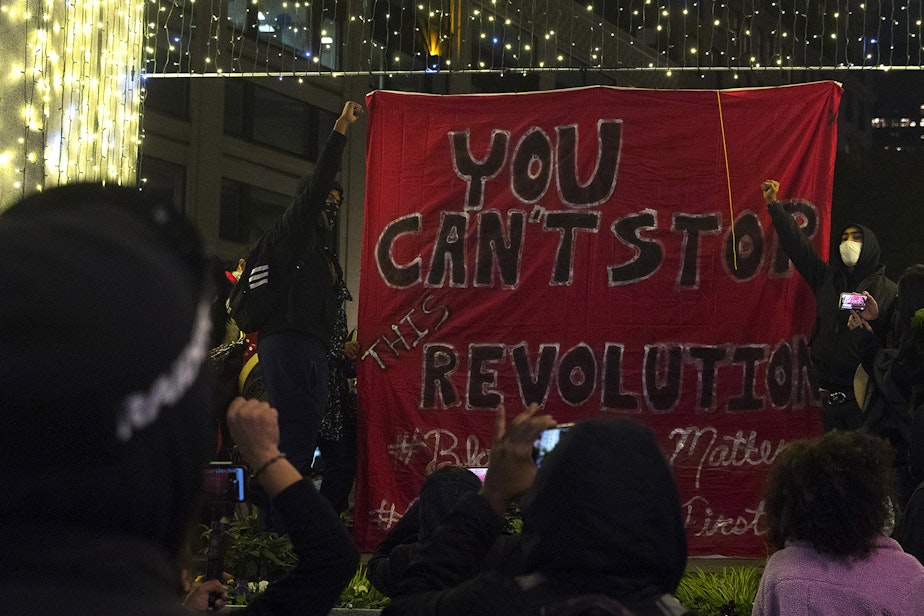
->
xmin=761 ymin=179 xmax=897 ymax=432
xmin=254 ymin=101 xmax=362 ymax=482
xmin=0 ymin=184 xmax=357 ymax=616
xmin=382 ymin=404 xmax=692 ymax=616
xmin=849 ymin=265 xmax=924 ymax=503
xmin=367 ymin=465 xmax=484 ymax=596
xmin=0 ymin=184 xmax=215 ymax=616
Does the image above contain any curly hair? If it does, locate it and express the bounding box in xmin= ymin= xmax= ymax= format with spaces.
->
xmin=762 ymin=429 xmax=899 ymax=558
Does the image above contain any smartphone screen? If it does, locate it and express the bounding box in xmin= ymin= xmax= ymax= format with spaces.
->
xmin=534 ymin=423 xmax=573 ymax=468
xmin=467 ymin=466 xmax=489 ymax=483
xmin=839 ymin=292 xmax=866 ymax=311
xmin=203 ymin=464 xmax=246 ymax=503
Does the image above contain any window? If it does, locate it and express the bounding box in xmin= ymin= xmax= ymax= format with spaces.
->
xmin=143 ymin=78 xmax=190 ymax=119
xmin=226 ymin=0 xmax=342 ymax=69
xmin=224 ymin=80 xmax=337 ymax=161
xmin=139 ymin=157 xmax=187 ymax=214
xmin=220 ymin=180 xmax=289 ymax=244
xmin=142 ymin=34 xmax=191 ymax=119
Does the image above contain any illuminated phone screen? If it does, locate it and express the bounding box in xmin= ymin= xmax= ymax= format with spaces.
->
xmin=534 ymin=424 xmax=573 ymax=467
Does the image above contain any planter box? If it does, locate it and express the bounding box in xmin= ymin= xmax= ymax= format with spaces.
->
xmin=226 ymin=605 xmax=382 ymax=614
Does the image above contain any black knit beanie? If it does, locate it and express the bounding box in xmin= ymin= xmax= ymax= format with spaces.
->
xmin=0 ymin=183 xmax=214 ymax=558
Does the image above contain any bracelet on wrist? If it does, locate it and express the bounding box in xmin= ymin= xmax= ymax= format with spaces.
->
xmin=251 ymin=453 xmax=286 ymax=480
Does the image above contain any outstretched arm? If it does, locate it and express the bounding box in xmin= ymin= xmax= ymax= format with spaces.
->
xmin=761 ymin=179 xmax=827 ymax=291
xmin=480 ymin=403 xmax=557 ymax=516
xmin=284 ymin=101 xmax=365 ymax=248
xmin=226 ymin=397 xmax=301 ymax=497
xmin=308 ymin=101 xmax=363 ymax=206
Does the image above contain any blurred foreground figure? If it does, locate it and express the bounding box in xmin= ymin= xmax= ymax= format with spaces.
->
xmin=0 ymin=184 xmax=215 ymax=616
xmin=0 ymin=184 xmax=358 ymax=616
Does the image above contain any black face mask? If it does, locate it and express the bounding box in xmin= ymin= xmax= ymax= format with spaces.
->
xmin=320 ymin=195 xmax=342 ymax=230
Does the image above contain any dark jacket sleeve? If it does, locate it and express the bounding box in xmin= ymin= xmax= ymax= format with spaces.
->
xmin=767 ymin=201 xmax=828 ymax=291
xmin=255 ymin=130 xmax=348 ymax=339
xmin=852 ymin=326 xmax=881 ymax=376
xmin=244 ymin=479 xmax=359 ymax=616
xmin=273 ymin=131 xmax=348 ymax=258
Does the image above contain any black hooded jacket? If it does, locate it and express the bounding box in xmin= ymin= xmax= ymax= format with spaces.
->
xmin=768 ymin=202 xmax=898 ymax=391
xmin=0 ymin=185 xmax=358 ymax=616
xmin=255 ymin=131 xmax=347 ymax=349
xmin=367 ymin=466 xmax=484 ymax=596
xmin=383 ymin=418 xmax=691 ymax=616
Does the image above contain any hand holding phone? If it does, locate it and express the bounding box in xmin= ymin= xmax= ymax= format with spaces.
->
xmin=480 ymin=403 xmax=556 ymax=516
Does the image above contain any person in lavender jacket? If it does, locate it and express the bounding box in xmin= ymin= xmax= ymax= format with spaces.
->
xmin=753 ymin=429 xmax=924 ymax=616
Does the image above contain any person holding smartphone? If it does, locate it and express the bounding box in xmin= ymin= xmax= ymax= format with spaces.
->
xmin=382 ymin=404 xmax=693 ymax=616
xmin=761 ymin=179 xmax=898 ymax=432
xmin=187 ymin=398 xmax=359 ymax=615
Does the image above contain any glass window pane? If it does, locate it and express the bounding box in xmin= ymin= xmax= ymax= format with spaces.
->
xmin=140 ymin=157 xmax=187 ymax=213
xmin=223 ymin=81 xmax=313 ymax=158
xmin=225 ymin=0 xmax=341 ymax=70
xmin=251 ymin=87 xmax=309 ymax=156
xmin=223 ymin=79 xmax=246 ymax=138
xmin=220 ymin=179 xmax=289 ymax=244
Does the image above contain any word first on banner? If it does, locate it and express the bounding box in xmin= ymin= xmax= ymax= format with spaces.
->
xmin=355 ymin=82 xmax=841 ymax=556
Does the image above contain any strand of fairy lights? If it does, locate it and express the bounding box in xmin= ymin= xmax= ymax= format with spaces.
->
xmin=135 ymin=0 xmax=921 ymax=78
xmin=3 ymin=0 xmax=923 ymax=208
xmin=0 ymin=0 xmax=143 ymax=205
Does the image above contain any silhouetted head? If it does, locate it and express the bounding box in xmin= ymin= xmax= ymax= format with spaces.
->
xmin=762 ymin=429 xmax=898 ymax=558
xmin=522 ymin=417 xmax=687 ymax=603
xmin=0 ymin=183 xmax=213 ymax=559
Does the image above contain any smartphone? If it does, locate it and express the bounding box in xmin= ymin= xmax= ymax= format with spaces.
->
xmin=534 ymin=423 xmax=574 ymax=468
xmin=203 ymin=463 xmax=246 ymax=503
xmin=839 ymin=292 xmax=867 ymax=311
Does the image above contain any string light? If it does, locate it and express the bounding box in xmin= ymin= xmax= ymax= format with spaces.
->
xmin=1 ymin=0 xmax=143 ymax=206
xmin=3 ymin=0 xmax=924 ymax=205
xmin=136 ymin=1 xmax=924 ymax=78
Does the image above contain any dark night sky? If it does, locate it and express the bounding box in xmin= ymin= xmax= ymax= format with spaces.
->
xmin=872 ymin=72 xmax=924 ymax=116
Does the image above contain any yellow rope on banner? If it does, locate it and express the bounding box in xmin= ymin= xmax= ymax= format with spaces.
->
xmin=716 ymin=90 xmax=737 ymax=271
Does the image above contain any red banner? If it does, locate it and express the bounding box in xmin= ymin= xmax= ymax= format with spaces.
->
xmin=355 ymin=83 xmax=841 ymax=557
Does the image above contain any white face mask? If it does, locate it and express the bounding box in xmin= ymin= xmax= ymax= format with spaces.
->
xmin=840 ymin=240 xmax=862 ymax=267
